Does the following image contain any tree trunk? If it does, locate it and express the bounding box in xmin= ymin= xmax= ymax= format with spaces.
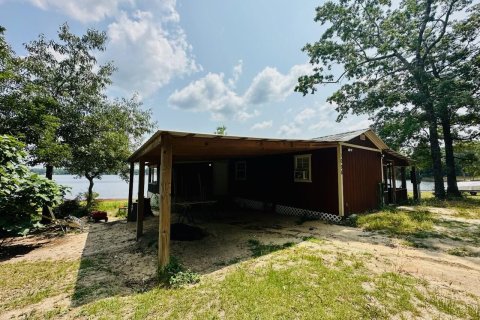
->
xmin=41 ymin=164 xmax=54 ymax=223
xmin=441 ymin=114 xmax=461 ymax=197
xmin=86 ymin=176 xmax=95 ymax=208
xmin=425 ymin=103 xmax=446 ymax=199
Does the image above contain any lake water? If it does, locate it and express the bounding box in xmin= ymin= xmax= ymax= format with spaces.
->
xmin=54 ymin=175 xmax=464 ymax=199
xmin=54 ymin=175 xmax=148 ymax=199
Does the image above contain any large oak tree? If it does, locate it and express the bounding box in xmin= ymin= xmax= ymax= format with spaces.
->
xmin=296 ymin=0 xmax=480 ymax=199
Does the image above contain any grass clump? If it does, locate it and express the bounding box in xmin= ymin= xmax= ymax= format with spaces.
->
xmin=354 ymin=209 xmax=434 ymax=237
xmin=447 ymin=247 xmax=480 ymax=258
xmin=247 ymin=239 xmax=295 ymax=257
xmin=158 ymin=257 xmax=200 ymax=288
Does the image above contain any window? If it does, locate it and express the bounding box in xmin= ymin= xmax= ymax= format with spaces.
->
xmin=294 ymin=154 xmax=312 ymax=182
xmin=235 ymin=161 xmax=247 ymax=180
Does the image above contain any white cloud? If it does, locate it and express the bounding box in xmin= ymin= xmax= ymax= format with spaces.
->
xmin=278 ymin=124 xmax=301 ymax=136
xmin=168 ymin=72 xmax=249 ymax=121
xmin=28 ymin=0 xmax=133 ymax=22
xmin=294 ymin=108 xmax=316 ymax=124
xmin=27 ymin=0 xmax=180 ymax=23
xmin=251 ymin=120 xmax=273 ymax=130
xmin=104 ymin=9 xmax=200 ymax=96
xmin=228 ymin=59 xmax=243 ymax=88
xmin=22 ymin=0 xmax=200 ymax=97
xmin=278 ymin=103 xmax=372 ymax=137
xmin=168 ymin=62 xmax=311 ymax=121
xmin=244 ymin=64 xmax=311 ymax=105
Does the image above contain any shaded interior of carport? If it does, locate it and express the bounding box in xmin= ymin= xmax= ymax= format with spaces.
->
xmin=126 ymin=131 xmax=339 ymax=268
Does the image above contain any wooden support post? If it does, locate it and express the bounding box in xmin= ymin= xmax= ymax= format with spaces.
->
xmin=136 ymin=161 xmax=145 ymax=240
xmin=127 ymin=162 xmax=134 ymax=222
xmin=159 ymin=134 xmax=173 ymax=268
xmin=401 ymin=167 xmax=407 ymax=189
xmin=411 ymin=166 xmax=419 ymax=201
xmin=337 ymin=144 xmax=344 ymax=217
xmin=391 ymin=162 xmax=397 ymax=204
xmin=157 ymin=163 xmax=160 ymax=192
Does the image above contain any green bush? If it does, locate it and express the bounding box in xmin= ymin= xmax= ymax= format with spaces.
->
xmin=0 ymin=135 xmax=67 ymax=236
xmin=54 ymin=198 xmax=89 ymax=218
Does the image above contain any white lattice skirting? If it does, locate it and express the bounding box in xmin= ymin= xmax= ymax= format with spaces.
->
xmin=233 ymin=198 xmax=264 ymax=211
xmin=234 ymin=197 xmax=342 ymax=223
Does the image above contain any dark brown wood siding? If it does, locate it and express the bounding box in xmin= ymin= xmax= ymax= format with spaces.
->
xmin=230 ymin=148 xmax=339 ymax=215
xmin=342 ymin=147 xmax=382 ymax=214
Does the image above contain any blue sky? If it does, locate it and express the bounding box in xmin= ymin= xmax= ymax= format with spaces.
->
xmin=0 ymin=0 xmax=371 ymax=138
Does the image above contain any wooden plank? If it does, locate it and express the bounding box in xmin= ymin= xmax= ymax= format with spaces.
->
xmin=337 ymin=144 xmax=345 ymax=217
xmin=159 ymin=134 xmax=173 ymax=268
xmin=340 ymin=142 xmax=381 ymax=153
xmin=136 ymin=161 xmax=145 ymax=240
xmin=127 ymin=162 xmax=134 ymax=222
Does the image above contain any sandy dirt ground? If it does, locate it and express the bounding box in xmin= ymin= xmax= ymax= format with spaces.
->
xmin=1 ymin=207 xmax=480 ymax=318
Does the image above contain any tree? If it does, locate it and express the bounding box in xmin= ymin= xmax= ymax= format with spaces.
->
xmin=455 ymin=142 xmax=480 ymax=179
xmin=0 ymin=135 xmax=65 ymax=236
xmin=0 ymin=24 xmax=116 ymax=221
xmin=66 ymin=96 xmax=153 ymax=206
xmin=296 ymin=0 xmax=479 ymax=199
xmin=27 ymin=24 xmax=113 ymax=220
xmin=214 ymin=125 xmax=227 ymax=135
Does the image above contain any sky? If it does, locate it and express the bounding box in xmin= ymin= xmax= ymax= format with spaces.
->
xmin=0 ymin=0 xmax=371 ymax=139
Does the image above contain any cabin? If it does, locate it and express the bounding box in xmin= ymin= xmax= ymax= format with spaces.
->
xmin=127 ymin=128 xmax=417 ymax=267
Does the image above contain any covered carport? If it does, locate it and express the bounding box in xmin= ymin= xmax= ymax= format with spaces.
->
xmin=126 ymin=131 xmax=338 ymax=267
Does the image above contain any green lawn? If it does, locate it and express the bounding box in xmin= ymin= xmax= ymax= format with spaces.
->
xmin=1 ymin=243 xmax=479 ymax=319
xmin=0 ymin=244 xmax=480 ymax=319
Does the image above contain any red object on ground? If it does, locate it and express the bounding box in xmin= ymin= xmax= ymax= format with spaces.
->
xmin=90 ymin=211 xmax=108 ymax=222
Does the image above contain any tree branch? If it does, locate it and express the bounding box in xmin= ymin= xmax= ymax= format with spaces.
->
xmin=422 ymin=0 xmax=458 ymax=60
xmin=417 ymin=0 xmax=434 ymax=60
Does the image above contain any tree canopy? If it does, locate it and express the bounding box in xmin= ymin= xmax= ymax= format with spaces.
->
xmin=296 ymin=0 xmax=480 ymax=198
xmin=0 ymin=24 xmax=155 ymax=213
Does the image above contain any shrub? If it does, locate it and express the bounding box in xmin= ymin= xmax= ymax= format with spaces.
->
xmin=54 ymin=198 xmax=89 ymax=218
xmin=0 ymin=135 xmax=67 ymax=236
xmin=169 ymin=270 xmax=201 ymax=288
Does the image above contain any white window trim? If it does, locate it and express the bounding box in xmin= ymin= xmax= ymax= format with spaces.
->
xmin=235 ymin=161 xmax=247 ymax=181
xmin=294 ymin=154 xmax=312 ymax=183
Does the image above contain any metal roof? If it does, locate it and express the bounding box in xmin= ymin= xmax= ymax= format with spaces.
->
xmin=312 ymin=128 xmax=371 ymax=142
xmin=128 ymin=128 xmax=409 ymax=164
